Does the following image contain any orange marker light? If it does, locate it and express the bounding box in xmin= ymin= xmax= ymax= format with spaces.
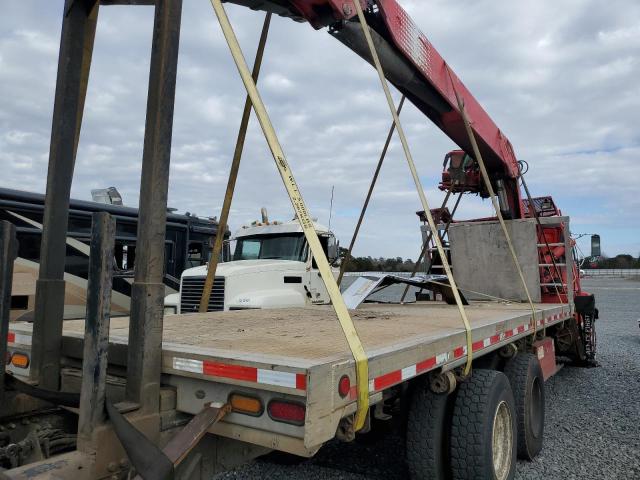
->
xmin=229 ymin=393 xmax=263 ymax=416
xmin=11 ymin=353 xmax=30 ymax=369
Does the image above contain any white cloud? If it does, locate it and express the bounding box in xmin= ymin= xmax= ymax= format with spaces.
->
xmin=0 ymin=0 xmax=639 ymax=258
xmin=200 ymin=95 xmax=229 ymax=124
xmin=13 ymin=29 xmax=58 ymax=55
xmin=3 ymin=130 xmax=35 ymax=145
xmin=263 ymin=73 xmax=294 ymax=90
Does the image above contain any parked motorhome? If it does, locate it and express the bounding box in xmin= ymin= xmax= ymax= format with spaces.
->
xmin=0 ymin=187 xmax=224 ymax=321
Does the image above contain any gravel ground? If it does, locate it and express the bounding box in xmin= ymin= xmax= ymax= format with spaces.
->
xmin=216 ymin=277 xmax=640 ymax=479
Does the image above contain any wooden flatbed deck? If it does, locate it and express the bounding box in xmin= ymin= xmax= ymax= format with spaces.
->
xmin=10 ymin=300 xmax=572 ymax=382
xmin=158 ymin=301 xmax=570 ymax=363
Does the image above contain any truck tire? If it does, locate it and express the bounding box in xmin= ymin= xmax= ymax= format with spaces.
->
xmin=503 ymin=353 xmax=545 ymax=460
xmin=406 ymin=386 xmax=451 ymax=479
xmin=449 ymin=370 xmax=516 ymax=480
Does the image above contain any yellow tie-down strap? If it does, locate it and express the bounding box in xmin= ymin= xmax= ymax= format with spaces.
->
xmin=351 ymin=1 xmax=474 ymax=374
xmin=210 ymin=0 xmax=370 ymax=430
xmin=445 ymin=68 xmax=540 ymax=335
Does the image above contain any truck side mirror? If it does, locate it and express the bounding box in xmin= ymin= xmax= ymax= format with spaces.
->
xmin=590 ymin=235 xmax=601 ymax=257
xmin=327 ymin=236 xmax=339 ymax=264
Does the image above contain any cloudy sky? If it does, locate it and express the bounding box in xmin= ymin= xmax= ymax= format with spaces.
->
xmin=1 ymin=0 xmax=639 ymax=260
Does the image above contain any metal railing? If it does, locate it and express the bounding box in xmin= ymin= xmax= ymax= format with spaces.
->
xmin=343 ymin=271 xmax=416 ymax=278
xmin=582 ymin=269 xmax=640 ymax=278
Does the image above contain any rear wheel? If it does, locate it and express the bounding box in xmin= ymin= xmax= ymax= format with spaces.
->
xmin=449 ymin=370 xmax=517 ymax=480
xmin=503 ymin=353 xmax=545 ymax=460
xmin=406 ymin=385 xmax=451 ymax=479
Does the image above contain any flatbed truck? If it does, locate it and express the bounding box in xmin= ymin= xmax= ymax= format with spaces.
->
xmin=1 ymin=1 xmax=598 ymax=479
xmin=7 ymin=300 xmax=569 ymax=458
xmin=3 ymin=216 xmax=592 ymax=479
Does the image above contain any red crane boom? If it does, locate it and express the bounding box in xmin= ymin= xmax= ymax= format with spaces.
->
xmin=230 ymin=0 xmax=523 ymax=214
xmin=230 ymin=0 xmax=583 ymax=299
xmin=377 ymin=0 xmax=519 ymax=179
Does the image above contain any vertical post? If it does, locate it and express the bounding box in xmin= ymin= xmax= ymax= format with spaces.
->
xmin=30 ymin=0 xmax=99 ymax=389
xmin=0 ymin=221 xmax=18 ymax=404
xmin=399 ymin=190 xmax=461 ymax=303
xmin=126 ymin=0 xmax=183 ymax=414
xmin=77 ymin=213 xmax=115 ymax=451
xmin=199 ymin=12 xmax=271 ymax=312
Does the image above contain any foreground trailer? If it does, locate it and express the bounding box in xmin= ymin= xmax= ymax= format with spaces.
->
xmin=0 ymin=187 xmax=224 ymax=321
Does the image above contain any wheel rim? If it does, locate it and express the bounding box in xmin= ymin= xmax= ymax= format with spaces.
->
xmin=529 ymin=377 xmax=543 ymax=439
xmin=492 ymin=400 xmax=513 ymax=480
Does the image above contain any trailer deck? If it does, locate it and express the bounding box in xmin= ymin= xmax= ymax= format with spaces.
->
xmin=165 ymin=302 xmax=569 ymax=367
xmin=8 ymin=300 xmax=572 ymax=456
xmin=10 ymin=301 xmax=571 ymax=372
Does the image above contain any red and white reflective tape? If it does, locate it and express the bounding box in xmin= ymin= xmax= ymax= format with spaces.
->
xmin=366 ymin=313 xmax=568 ymax=394
xmin=538 ymin=312 xmax=564 ymax=327
xmin=542 ymin=313 xmax=562 ymax=325
xmin=368 ymin=352 xmax=450 ymax=392
xmin=7 ymin=331 xmax=31 ymax=346
xmin=171 ymin=357 xmax=306 ymax=391
xmin=470 ymin=324 xmax=530 ymax=353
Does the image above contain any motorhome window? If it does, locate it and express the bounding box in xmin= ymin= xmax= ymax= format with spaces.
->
xmin=233 ymin=234 xmax=307 ymax=261
xmin=125 ymin=245 xmax=136 ymax=270
xmin=165 ymin=241 xmax=175 ymax=274
xmin=16 ymin=233 xmax=40 ymax=261
xmin=67 ymin=213 xmax=91 ymax=238
xmin=187 ymin=242 xmax=204 ymax=268
xmin=65 ymin=242 xmax=90 ymax=279
xmin=114 ymin=243 xmax=130 ymax=270
xmin=11 ymin=295 xmax=28 ymax=310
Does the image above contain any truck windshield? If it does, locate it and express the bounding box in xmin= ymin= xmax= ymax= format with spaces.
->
xmin=233 ymin=233 xmax=307 ymax=261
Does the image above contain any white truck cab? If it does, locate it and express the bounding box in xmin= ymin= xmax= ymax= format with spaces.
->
xmin=176 ymin=218 xmax=339 ymax=313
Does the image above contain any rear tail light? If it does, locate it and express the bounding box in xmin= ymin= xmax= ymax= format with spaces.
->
xmin=11 ymin=352 xmax=30 ymax=369
xmin=267 ymin=400 xmax=305 ymax=426
xmin=229 ymin=393 xmax=263 ymax=416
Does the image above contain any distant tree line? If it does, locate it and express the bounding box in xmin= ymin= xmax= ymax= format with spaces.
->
xmin=339 ymin=248 xmax=427 ymax=272
xmin=586 ymin=254 xmax=640 ymax=269
xmin=339 ymin=252 xmax=640 ymax=272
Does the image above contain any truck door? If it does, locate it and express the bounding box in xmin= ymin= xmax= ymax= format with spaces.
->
xmin=306 ymin=234 xmax=334 ymax=304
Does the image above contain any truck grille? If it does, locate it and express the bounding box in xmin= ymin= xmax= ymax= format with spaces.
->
xmin=180 ymin=276 xmax=225 ymax=313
